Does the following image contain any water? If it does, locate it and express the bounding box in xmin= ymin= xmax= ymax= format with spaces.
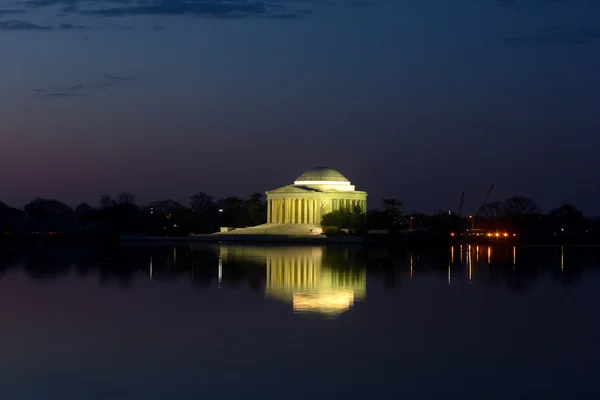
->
xmin=1 ymin=243 xmax=600 ymax=399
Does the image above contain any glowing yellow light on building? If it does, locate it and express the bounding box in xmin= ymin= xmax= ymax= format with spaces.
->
xmin=487 ymin=246 xmax=491 ymax=264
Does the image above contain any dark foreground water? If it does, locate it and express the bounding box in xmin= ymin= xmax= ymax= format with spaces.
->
xmin=1 ymin=242 xmax=600 ymax=400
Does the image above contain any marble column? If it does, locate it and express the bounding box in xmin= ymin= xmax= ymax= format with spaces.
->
xmin=271 ymin=200 xmax=275 ymax=223
xmin=280 ymin=199 xmax=284 ymax=223
xmin=294 ymin=199 xmax=298 ymax=223
xmin=293 ymin=199 xmax=297 ymax=223
xmin=278 ymin=199 xmax=282 ymax=223
xmin=278 ymin=199 xmax=283 ymax=223
xmin=267 ymin=200 xmax=271 ymax=223
xmin=303 ymin=199 xmax=308 ymax=224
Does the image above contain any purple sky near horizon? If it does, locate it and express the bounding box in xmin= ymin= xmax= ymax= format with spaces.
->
xmin=1 ymin=0 xmax=600 ymax=214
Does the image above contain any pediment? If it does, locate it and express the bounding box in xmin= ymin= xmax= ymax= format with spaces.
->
xmin=266 ymin=185 xmax=315 ymax=194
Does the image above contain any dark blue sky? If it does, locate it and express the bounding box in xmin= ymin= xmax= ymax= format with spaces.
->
xmin=1 ymin=0 xmax=599 ymax=214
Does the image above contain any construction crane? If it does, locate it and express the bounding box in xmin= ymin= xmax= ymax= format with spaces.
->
xmin=478 ymin=185 xmax=494 ymax=215
xmin=457 ymin=192 xmax=465 ymax=218
xmin=470 ymin=185 xmax=494 ymax=230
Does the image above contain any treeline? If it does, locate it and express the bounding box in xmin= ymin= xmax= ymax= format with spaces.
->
xmin=322 ymin=196 xmax=600 ymax=240
xmin=0 ymin=192 xmax=267 ymax=237
xmin=0 ymin=192 xmax=598 ymax=239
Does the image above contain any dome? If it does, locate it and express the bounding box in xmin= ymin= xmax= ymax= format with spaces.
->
xmin=295 ymin=167 xmax=349 ymax=183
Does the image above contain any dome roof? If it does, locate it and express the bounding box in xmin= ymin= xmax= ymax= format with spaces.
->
xmin=295 ymin=167 xmax=349 ymax=183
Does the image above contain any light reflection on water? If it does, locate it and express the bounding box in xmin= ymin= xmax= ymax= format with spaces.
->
xmin=0 ymin=243 xmax=600 ymax=399
xmin=217 ymin=245 xmax=366 ymax=317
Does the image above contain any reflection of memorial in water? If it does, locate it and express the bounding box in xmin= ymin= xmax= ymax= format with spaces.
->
xmin=218 ymin=246 xmax=366 ymax=317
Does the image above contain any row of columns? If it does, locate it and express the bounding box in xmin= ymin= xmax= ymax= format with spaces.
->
xmin=267 ymin=198 xmax=367 ymax=224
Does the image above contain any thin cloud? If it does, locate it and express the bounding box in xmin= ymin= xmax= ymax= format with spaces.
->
xmin=0 ymin=19 xmax=52 ymax=30
xmin=59 ymin=23 xmax=92 ymax=30
xmin=104 ymin=73 xmax=136 ymax=81
xmin=344 ymin=0 xmax=377 ymax=7
xmin=494 ymin=0 xmax=589 ymax=8
xmin=67 ymin=83 xmax=86 ymax=90
xmin=0 ymin=19 xmax=92 ymax=31
xmin=34 ymin=73 xmax=136 ymax=99
xmin=18 ymin=0 xmax=370 ymax=20
xmin=506 ymin=26 xmax=600 ymax=45
xmin=46 ymin=92 xmax=88 ymax=97
xmin=0 ymin=9 xmax=26 ymax=16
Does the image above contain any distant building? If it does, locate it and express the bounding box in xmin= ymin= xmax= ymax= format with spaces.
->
xmin=265 ymin=167 xmax=368 ymax=225
xmin=214 ymin=167 xmax=367 ymax=236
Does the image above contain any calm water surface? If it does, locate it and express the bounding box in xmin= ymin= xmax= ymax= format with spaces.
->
xmin=1 ymin=243 xmax=600 ymax=399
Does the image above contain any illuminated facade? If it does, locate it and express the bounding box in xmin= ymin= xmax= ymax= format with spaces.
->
xmin=265 ymin=167 xmax=367 ymax=225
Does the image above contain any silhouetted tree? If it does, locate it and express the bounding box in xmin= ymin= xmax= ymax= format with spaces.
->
xmin=220 ymin=197 xmax=247 ymax=228
xmin=99 ymin=195 xmax=114 ymax=209
xmin=247 ymin=193 xmax=266 ymax=226
xmin=503 ymin=196 xmax=539 ymax=216
xmin=24 ymin=198 xmax=73 ymax=232
xmin=116 ymin=192 xmax=137 ymax=205
xmin=549 ymin=204 xmax=584 ymax=222
xmin=147 ymin=199 xmax=185 ymax=215
xmin=190 ymin=192 xmax=214 ymax=212
xmin=366 ymin=210 xmax=390 ymax=230
xmin=383 ymin=198 xmax=404 ymax=229
xmin=481 ymin=201 xmax=504 ymax=220
xmin=321 ymin=204 xmax=366 ymax=231
xmin=75 ymin=203 xmax=93 ymax=216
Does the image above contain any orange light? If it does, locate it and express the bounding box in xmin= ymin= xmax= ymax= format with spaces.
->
xmin=503 ymin=232 xmax=508 ymax=237
xmin=495 ymin=232 xmax=500 ymax=237
xmin=513 ymin=233 xmax=516 ymax=237
xmin=450 ymin=232 xmax=455 ymax=237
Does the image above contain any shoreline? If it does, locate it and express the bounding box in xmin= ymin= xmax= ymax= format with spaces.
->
xmin=119 ymin=234 xmax=365 ymax=244
xmin=2 ymin=234 xmax=600 ymax=247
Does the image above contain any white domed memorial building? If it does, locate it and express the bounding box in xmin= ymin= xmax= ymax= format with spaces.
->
xmin=265 ymin=167 xmax=367 ymax=225
xmin=215 ymin=167 xmax=367 ymax=235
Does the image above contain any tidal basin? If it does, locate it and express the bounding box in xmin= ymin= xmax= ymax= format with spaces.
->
xmin=0 ymin=243 xmax=599 ymax=400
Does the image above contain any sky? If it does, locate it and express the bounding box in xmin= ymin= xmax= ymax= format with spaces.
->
xmin=1 ymin=0 xmax=600 ymax=214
